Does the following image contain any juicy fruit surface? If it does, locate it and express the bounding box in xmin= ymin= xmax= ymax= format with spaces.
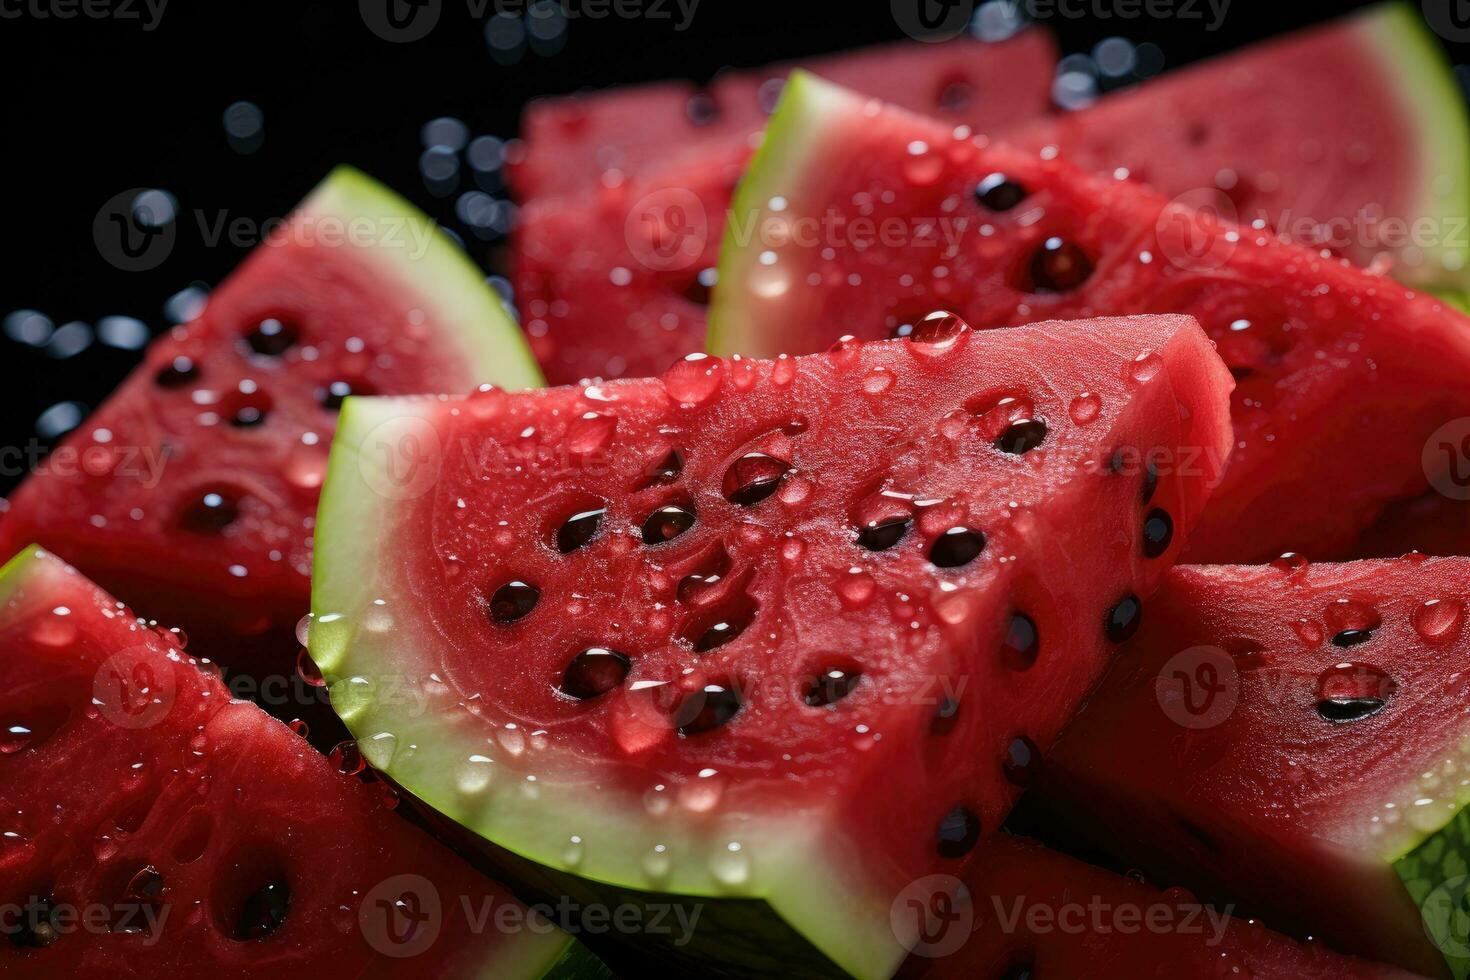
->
xmin=1032 ymin=559 xmax=1470 ymax=977
xmin=512 ymin=33 xmax=1058 ymax=384
xmin=710 ymin=73 xmax=1470 ymax=564
xmin=0 ymin=168 xmax=539 ymax=666
xmin=908 ymin=836 xmax=1415 ymax=979
xmin=508 ymin=33 xmax=1058 ymax=203
xmin=1010 ymin=3 xmax=1470 ymax=288
xmin=0 ymin=548 xmax=570 ymax=979
xmin=312 ymin=315 xmax=1232 ymax=978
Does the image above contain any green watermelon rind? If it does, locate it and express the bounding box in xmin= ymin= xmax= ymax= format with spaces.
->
xmin=707 ymin=70 xmax=839 ymax=359
xmin=310 ymin=394 xmax=908 ymax=980
xmin=1395 ymin=805 xmax=1470 ymax=980
xmin=301 ymin=166 xmax=544 ymax=391
xmin=1364 ymin=2 xmax=1470 ymax=290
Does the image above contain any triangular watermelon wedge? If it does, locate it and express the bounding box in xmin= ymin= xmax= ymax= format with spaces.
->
xmin=1010 ymin=2 xmax=1470 ymax=290
xmin=0 ymin=546 xmax=589 ymax=978
xmin=517 ymin=4 xmax=1470 ymax=386
xmin=709 ymin=71 xmax=1470 ymax=565
xmin=904 ymin=836 xmax=1415 ymax=978
xmin=508 ymin=32 xmax=1059 ymax=204
xmin=512 ymin=32 xmax=1059 ymax=383
xmin=0 ymin=168 xmax=541 ymax=676
xmin=310 ymin=314 xmax=1233 ymax=978
xmin=1029 ymin=558 xmax=1470 ymax=978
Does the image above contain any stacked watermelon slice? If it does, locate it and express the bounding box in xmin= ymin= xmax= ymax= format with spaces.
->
xmin=7 ymin=3 xmax=1470 ymax=978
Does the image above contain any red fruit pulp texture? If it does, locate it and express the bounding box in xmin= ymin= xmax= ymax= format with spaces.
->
xmin=0 ymin=547 xmax=571 ymax=979
xmin=512 ymin=32 xmax=1059 ymax=383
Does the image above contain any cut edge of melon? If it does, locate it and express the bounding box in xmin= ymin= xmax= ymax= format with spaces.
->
xmin=707 ymin=71 xmax=852 ymax=360
xmin=0 ymin=544 xmax=56 ymax=603
xmin=310 ymin=394 xmax=908 ymax=980
xmin=299 ymin=167 xmax=544 ymax=391
xmin=1357 ymin=2 xmax=1470 ymax=291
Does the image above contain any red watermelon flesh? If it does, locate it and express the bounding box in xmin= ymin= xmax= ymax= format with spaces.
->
xmin=309 ymin=315 xmax=1233 ymax=978
xmin=507 ymin=32 xmax=1059 ymax=203
xmin=512 ymin=33 xmax=1059 ymax=385
xmin=709 ymin=72 xmax=1470 ymax=565
xmin=1347 ymin=490 xmax=1470 ymax=560
xmin=0 ymin=547 xmax=578 ymax=979
xmin=517 ymin=5 xmax=1469 ymax=388
xmin=0 ymin=168 xmax=541 ymax=675
xmin=1009 ymin=3 xmax=1470 ymax=291
xmin=1029 ymin=559 xmax=1470 ymax=978
xmin=900 ymin=836 xmax=1415 ymax=979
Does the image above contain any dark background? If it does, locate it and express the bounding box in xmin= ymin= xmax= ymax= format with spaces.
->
xmin=0 ymin=0 xmax=1456 ymax=494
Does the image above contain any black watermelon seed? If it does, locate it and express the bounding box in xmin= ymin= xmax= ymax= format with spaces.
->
xmin=179 ymin=490 xmax=240 ymax=534
xmin=236 ymin=881 xmax=290 ymax=940
xmin=231 ymin=405 xmax=267 ymax=428
xmin=937 ymin=806 xmax=981 ymax=858
xmin=994 ymin=418 xmax=1048 ymax=455
xmin=722 ymin=453 xmax=792 ymax=506
xmin=1028 ymin=237 xmax=1094 ymax=292
xmin=10 ymin=897 xmax=59 ymax=948
xmin=1001 ymin=613 xmax=1040 ymax=670
xmin=1315 ymin=697 xmax=1387 ymax=723
xmin=1003 ymin=736 xmax=1041 ymax=786
xmin=803 ymin=667 xmax=862 ymax=707
xmin=693 ymin=615 xmax=748 ymax=653
xmin=1000 ymin=963 xmax=1034 ymax=980
xmin=321 ymin=380 xmax=372 ymax=411
xmin=1142 ymin=508 xmax=1174 ymax=558
xmin=932 ymin=696 xmax=960 ymax=735
xmin=559 ymin=648 xmax=631 ymax=701
xmin=678 ymin=684 xmax=742 ymax=735
xmin=1105 ymin=595 xmax=1143 ymax=643
xmin=488 ymin=581 xmax=539 ymax=624
xmin=642 ymin=504 xmax=697 ymax=544
xmin=1331 ymin=629 xmax=1374 ymax=648
xmin=857 ymin=516 xmax=911 ymax=552
xmin=929 ymin=528 xmax=985 ymax=568
xmin=245 ymin=317 xmax=299 ymax=356
xmin=154 ymin=355 xmax=199 ymax=388
xmin=975 ymin=173 xmax=1028 ymax=212
xmin=556 ymin=508 xmax=605 ymax=553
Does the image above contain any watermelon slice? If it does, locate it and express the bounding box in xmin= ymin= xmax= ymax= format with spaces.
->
xmin=709 ymin=72 xmax=1470 ymax=565
xmin=904 ymin=836 xmax=1415 ymax=978
xmin=0 ymin=168 xmax=541 ymax=674
xmin=517 ymin=5 xmax=1469 ymax=387
xmin=0 ymin=546 xmax=586 ymax=978
xmin=513 ymin=34 xmax=1059 ymax=384
xmin=1028 ymin=558 xmax=1470 ymax=978
xmin=1010 ymin=2 xmax=1470 ymax=291
xmin=309 ymin=314 xmax=1233 ymax=978
xmin=507 ymin=32 xmax=1059 ymax=203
